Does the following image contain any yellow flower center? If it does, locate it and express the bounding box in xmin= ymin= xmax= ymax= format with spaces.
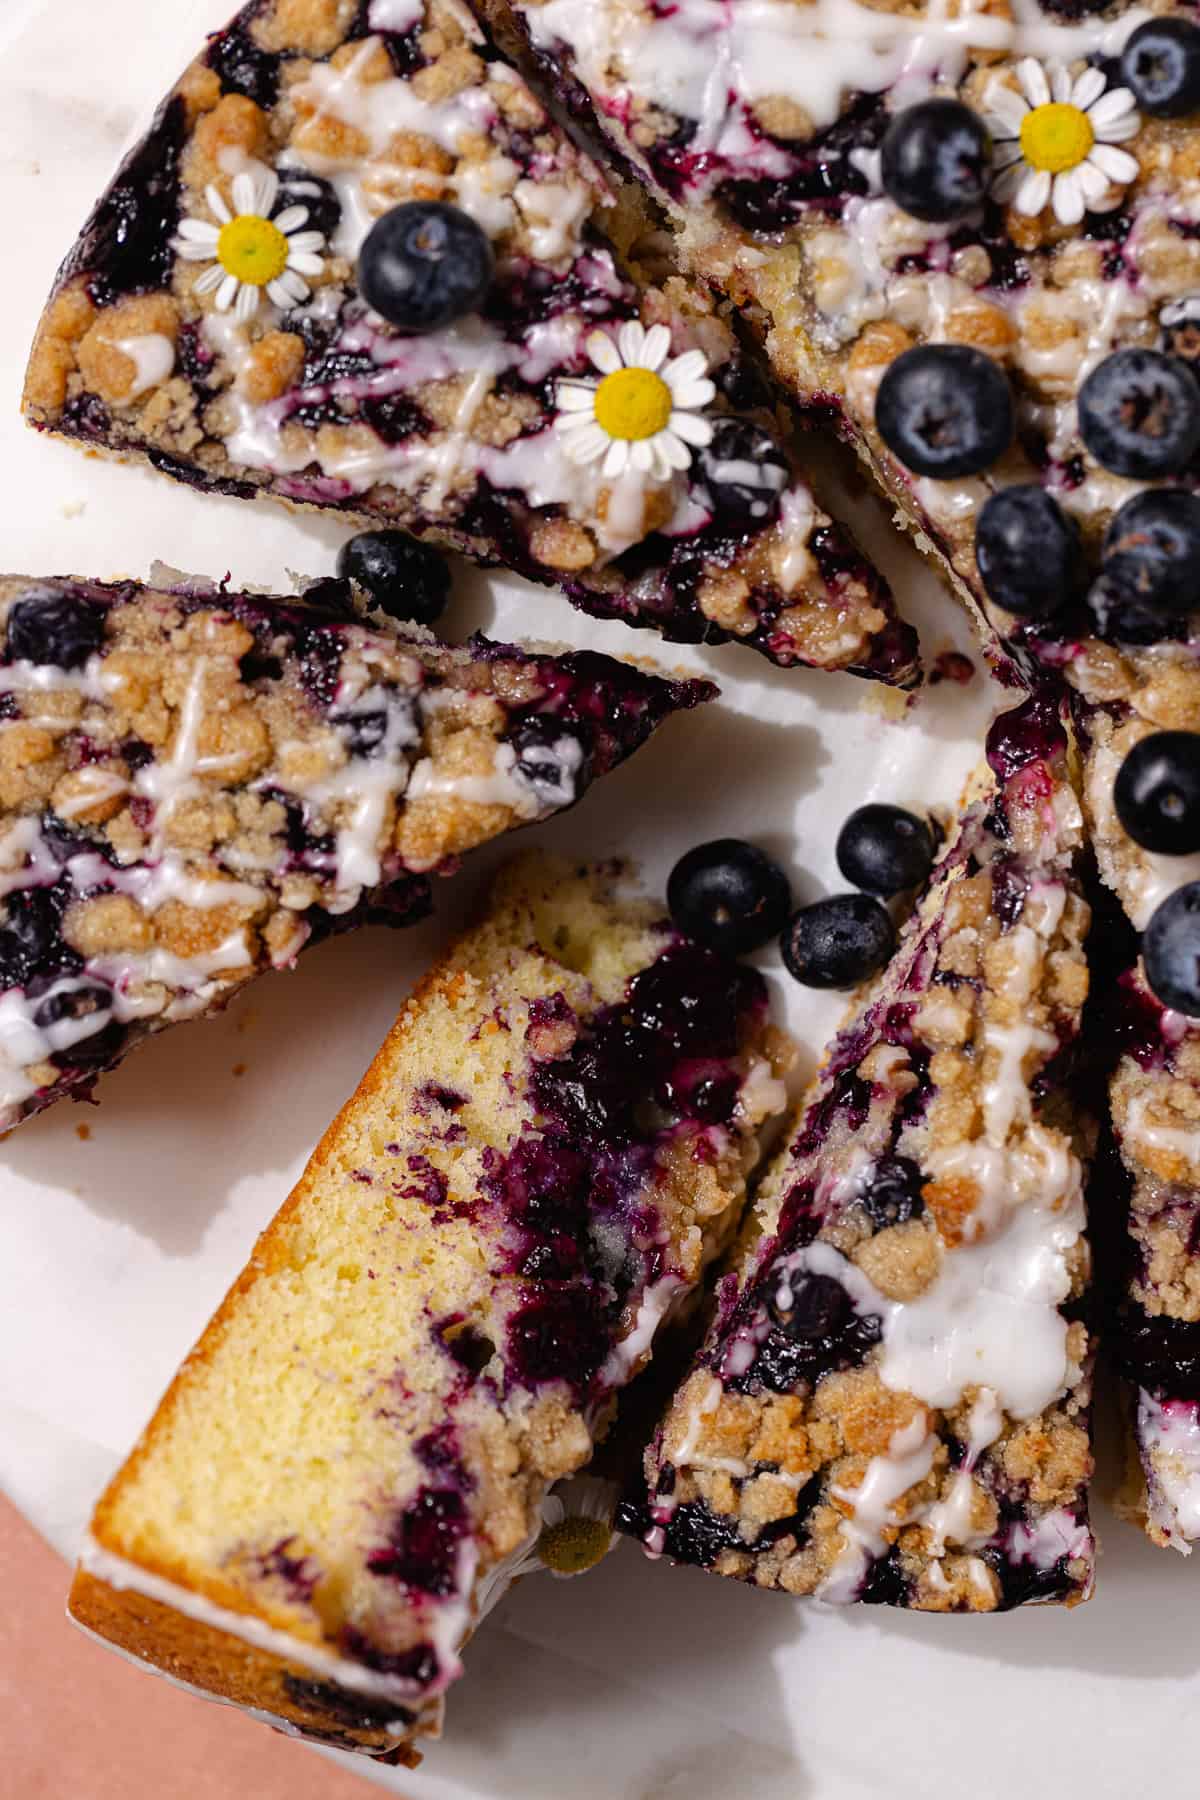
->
xmin=217 ymin=214 xmax=290 ymax=287
xmin=593 ymin=366 xmax=674 ymax=442
xmin=1019 ymin=102 xmax=1095 ymax=175
xmin=538 ymin=1517 xmax=612 ymax=1576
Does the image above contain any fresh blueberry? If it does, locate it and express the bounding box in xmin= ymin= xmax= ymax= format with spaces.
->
xmin=1121 ymin=17 xmax=1200 ymax=118
xmin=836 ymin=804 xmax=934 ymax=896
xmin=880 ymin=99 xmax=991 ymax=222
xmin=274 ymin=169 xmax=343 ymax=243
xmin=767 ymin=1271 xmax=850 ymax=1338
xmin=667 ymin=839 xmax=792 ymax=954
xmin=336 ymin=530 xmax=452 ymax=624
xmin=875 ymin=345 xmax=1013 ymax=478
xmin=1077 ymin=349 xmax=1200 ymax=478
xmin=696 ymin=418 xmax=790 ymax=531
xmin=781 ymin=894 xmax=896 ymax=989
xmin=5 ymin=588 xmax=105 ymax=669
xmin=1086 ymin=573 xmax=1186 ymax=646
xmin=1101 ymin=488 xmax=1200 ymax=618
xmin=974 ymin=485 xmax=1082 ymax=618
xmin=358 ymin=202 xmax=495 ymax=333
xmin=1114 ymin=731 xmax=1200 ymax=856
xmin=858 ymin=1154 xmax=925 ymax=1228
xmin=1143 ymin=882 xmax=1200 ymax=1016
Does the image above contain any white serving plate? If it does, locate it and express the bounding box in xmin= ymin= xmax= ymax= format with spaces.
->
xmin=0 ymin=5 xmax=1195 ymax=1797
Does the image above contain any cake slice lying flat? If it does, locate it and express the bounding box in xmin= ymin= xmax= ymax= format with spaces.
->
xmin=1109 ymin=965 xmax=1200 ymax=1551
xmin=0 ymin=573 xmax=709 ymax=1130
xmin=620 ymin=695 xmax=1097 ymax=1609
xmin=69 ymin=854 xmax=790 ymax=1760
xmin=22 ymin=1 xmax=916 ymax=686
xmin=492 ymin=0 xmax=1200 ymax=899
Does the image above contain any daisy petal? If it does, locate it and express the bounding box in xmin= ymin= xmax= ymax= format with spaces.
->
xmin=177 ymin=218 xmax=220 ymax=244
xmin=638 ymin=323 xmax=672 ymax=370
xmin=658 ymin=430 xmax=693 ymax=471
xmin=273 ymin=206 xmax=310 ymax=235
xmin=649 ymin=440 xmax=675 ymax=482
xmin=1014 ymin=166 xmax=1052 ymax=216
xmin=663 ymin=348 xmax=708 ymax=390
xmin=232 ymin=172 xmax=257 ymax=218
xmin=174 ymin=238 xmax=219 ymax=262
xmin=286 ymin=231 xmax=327 ymax=255
xmin=992 ymin=142 xmax=1025 ymax=172
xmin=986 ymin=88 xmax=1028 ymax=134
xmin=556 ymin=383 xmax=597 ymax=413
xmin=254 ymin=169 xmax=280 ymax=218
xmin=618 ymin=319 xmax=649 ymax=367
xmin=671 ymin=376 xmax=716 ymax=410
xmin=630 ymin=437 xmax=654 ymax=473
xmin=1017 ymin=58 xmax=1050 ymax=109
xmin=1051 ymin=169 xmax=1085 ymax=226
xmin=1049 ymin=64 xmax=1072 ymax=104
xmin=1089 ymin=86 xmax=1138 ymax=130
xmin=286 ymin=250 xmax=326 ymax=277
xmin=235 ymin=282 xmax=261 ymax=323
xmin=1076 ymin=158 xmax=1111 ymax=202
xmin=206 ymin=184 xmax=232 ymax=225
xmin=670 ymin=410 xmax=715 ymax=447
xmin=275 ymin=269 xmax=310 ymax=303
xmin=541 ymin=1497 xmax=566 ymax=1528
xmin=602 ymin=437 xmax=631 ymax=479
xmin=215 ymin=273 xmax=240 ymax=314
xmin=1089 ymin=142 xmax=1139 ymax=183
xmin=586 ymin=330 xmax=622 ymax=375
xmin=193 ymin=264 xmax=226 ymax=294
xmin=1072 ymin=66 xmax=1107 ymax=112
xmin=1095 ymin=110 xmax=1141 ymax=143
xmin=992 ymin=164 xmax=1024 ymax=202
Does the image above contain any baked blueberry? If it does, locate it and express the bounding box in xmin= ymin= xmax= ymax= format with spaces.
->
xmin=858 ymin=1155 xmax=924 ymax=1228
xmin=336 ymin=530 xmax=452 ymax=624
xmin=695 ymin=419 xmax=789 ymax=530
xmin=836 ymin=803 xmax=934 ymax=895
xmin=1101 ymin=488 xmax=1200 ymax=618
xmin=5 ymin=588 xmax=105 ymax=669
xmin=780 ymin=894 xmax=896 ymax=988
xmin=358 ymin=202 xmax=495 ymax=333
xmin=1086 ymin=573 xmax=1184 ymax=645
xmin=668 ymin=839 xmax=792 ymax=954
xmin=975 ymin=485 xmax=1082 ymax=618
xmin=767 ymin=1271 xmax=850 ymax=1338
xmin=1122 ymin=17 xmax=1200 ymax=118
xmin=1114 ymin=731 xmax=1200 ymax=856
xmin=1078 ymin=349 xmax=1200 ymax=479
xmin=875 ymin=345 xmax=1013 ymax=478
xmin=880 ymin=99 xmax=991 ymax=222
xmin=1143 ymin=882 xmax=1200 ymax=1016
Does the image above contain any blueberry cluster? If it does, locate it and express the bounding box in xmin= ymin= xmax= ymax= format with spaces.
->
xmin=667 ymin=807 xmax=933 ymax=992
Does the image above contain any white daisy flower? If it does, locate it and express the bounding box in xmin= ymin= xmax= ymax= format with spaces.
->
xmin=174 ymin=165 xmax=327 ymax=323
xmin=537 ymin=1475 xmax=619 ymax=1578
xmin=555 ymin=321 xmax=716 ymax=482
xmin=987 ymin=59 xmax=1140 ymax=227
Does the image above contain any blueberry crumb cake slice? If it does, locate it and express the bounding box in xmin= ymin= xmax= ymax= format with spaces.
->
xmin=621 ymin=695 xmax=1097 ymax=1609
xmin=68 ymin=853 xmax=791 ymax=1760
xmin=22 ymin=0 xmax=915 ymax=686
xmin=0 ymin=573 xmax=709 ymax=1131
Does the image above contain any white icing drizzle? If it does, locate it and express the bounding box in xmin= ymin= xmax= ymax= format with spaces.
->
xmin=1138 ymin=1390 xmax=1200 ymax=1552
xmin=600 ymin=1274 xmax=686 ymax=1385
xmin=113 ymin=333 xmax=176 ymax=399
xmin=523 ymin=0 xmax=1147 ymax=163
xmin=1123 ymin=1092 xmax=1200 ymax=1174
xmin=368 ymin=0 xmax=425 ymax=29
xmin=1006 ymin=1505 xmax=1092 ymax=1571
xmin=817 ymin=1413 xmax=936 ymax=1603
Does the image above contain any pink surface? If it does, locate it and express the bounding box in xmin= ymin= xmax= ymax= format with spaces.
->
xmin=0 ymin=1495 xmax=399 ymax=1798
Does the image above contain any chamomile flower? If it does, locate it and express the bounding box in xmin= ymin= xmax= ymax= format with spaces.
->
xmin=987 ymin=59 xmax=1141 ymax=226
xmin=174 ymin=166 xmax=327 ymax=323
xmin=537 ymin=1476 xmax=618 ymax=1577
xmin=555 ymin=321 xmax=716 ymax=481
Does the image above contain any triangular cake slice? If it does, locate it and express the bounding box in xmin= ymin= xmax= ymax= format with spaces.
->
xmin=68 ymin=853 xmax=791 ymax=1761
xmin=620 ymin=695 xmax=1097 ymax=1609
xmin=490 ymin=0 xmax=1200 ymax=898
xmin=22 ymin=1 xmax=916 ymax=687
xmin=0 ymin=572 xmax=709 ymax=1130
